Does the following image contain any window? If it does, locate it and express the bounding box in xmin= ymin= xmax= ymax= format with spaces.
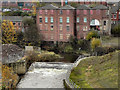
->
xmin=18 ymin=22 xmax=21 ymax=26
xmin=51 ymin=10 xmax=54 ymax=14
xmin=60 ymin=34 xmax=63 ymax=40
xmin=66 ymin=26 xmax=70 ymax=31
xmin=90 ymin=10 xmax=93 ymax=15
xmin=59 ymin=25 xmax=63 ymax=31
xmin=104 ymin=21 xmax=106 ymax=25
xmin=13 ymin=22 xmax=16 ymax=25
xmin=40 ymin=24 xmax=42 ymax=30
xmin=66 ymin=34 xmax=70 ymax=40
xmin=45 ymin=17 xmax=48 ymax=23
xmin=66 ymin=17 xmax=69 ymax=23
xmin=60 ymin=17 xmax=63 ymax=23
xmin=39 ymin=18 xmax=42 ymax=23
xmin=67 ymin=10 xmax=69 ymax=15
xmin=114 ymin=14 xmax=117 ymax=19
xmin=45 ymin=24 xmax=48 ymax=30
xmin=51 ymin=17 xmax=53 ymax=23
xmin=45 ymin=33 xmax=48 ymax=39
xmin=45 ymin=10 xmax=48 ymax=14
xmin=51 ymin=25 xmax=54 ymax=31
xmin=40 ymin=10 xmax=42 ymax=14
xmin=83 ymin=26 xmax=88 ymax=31
xmin=83 ymin=10 xmax=87 ymax=15
xmin=84 ymin=17 xmax=87 ymax=23
xmin=77 ymin=26 xmax=79 ymax=31
xmin=77 ymin=10 xmax=79 ymax=15
xmin=51 ymin=34 xmax=54 ymax=40
xmin=96 ymin=10 xmax=100 ymax=14
xmin=77 ymin=17 xmax=79 ymax=23
xmin=60 ymin=10 xmax=62 ymax=14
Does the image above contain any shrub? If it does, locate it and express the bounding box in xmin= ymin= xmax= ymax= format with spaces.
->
xmin=91 ymin=38 xmax=102 ymax=51
xmin=77 ymin=39 xmax=90 ymax=51
xmin=2 ymin=65 xmax=19 ymax=89
xmin=111 ymin=24 xmax=120 ymax=37
xmin=86 ymin=31 xmax=99 ymax=40
xmin=95 ymin=46 xmax=119 ymax=56
xmin=64 ymin=45 xmax=73 ymax=53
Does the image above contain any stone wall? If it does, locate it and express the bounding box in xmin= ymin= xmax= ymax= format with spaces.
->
xmin=4 ymin=59 xmax=27 ymax=75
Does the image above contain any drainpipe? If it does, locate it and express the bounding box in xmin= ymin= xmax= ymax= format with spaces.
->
xmin=108 ymin=5 xmax=112 ymax=36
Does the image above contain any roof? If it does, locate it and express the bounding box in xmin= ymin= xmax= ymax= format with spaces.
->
xmin=77 ymin=5 xmax=90 ymax=10
xmin=92 ymin=5 xmax=108 ymax=10
xmin=2 ymin=16 xmax=23 ymax=21
xmin=60 ymin=5 xmax=75 ymax=9
xmin=2 ymin=16 xmax=31 ymax=22
xmin=39 ymin=4 xmax=59 ymax=10
xmin=2 ymin=44 xmax=24 ymax=64
xmin=111 ymin=6 xmax=118 ymax=13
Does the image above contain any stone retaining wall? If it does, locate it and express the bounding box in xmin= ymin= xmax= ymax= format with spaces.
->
xmin=65 ymin=55 xmax=91 ymax=89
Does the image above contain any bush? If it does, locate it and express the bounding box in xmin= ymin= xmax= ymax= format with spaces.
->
xmin=77 ymin=39 xmax=90 ymax=51
xmin=86 ymin=31 xmax=99 ymax=40
xmin=91 ymin=38 xmax=102 ymax=51
xmin=2 ymin=65 xmax=19 ymax=89
xmin=95 ymin=46 xmax=119 ymax=56
xmin=111 ymin=24 xmax=120 ymax=37
xmin=64 ymin=45 xmax=73 ymax=53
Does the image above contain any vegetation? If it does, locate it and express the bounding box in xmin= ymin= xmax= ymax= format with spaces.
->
xmin=111 ymin=24 xmax=120 ymax=37
xmin=2 ymin=11 xmax=30 ymax=16
xmin=70 ymin=50 xmax=119 ymax=88
xmin=22 ymin=18 xmax=42 ymax=46
xmin=91 ymin=38 xmax=102 ymax=51
xmin=2 ymin=65 xmax=19 ymax=89
xmin=26 ymin=51 xmax=61 ymax=68
xmin=86 ymin=31 xmax=99 ymax=41
xmin=2 ymin=20 xmax=17 ymax=44
xmin=64 ymin=45 xmax=73 ymax=53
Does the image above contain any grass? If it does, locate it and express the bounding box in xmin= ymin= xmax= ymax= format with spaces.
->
xmin=70 ymin=50 xmax=119 ymax=88
xmin=101 ymin=36 xmax=119 ymax=47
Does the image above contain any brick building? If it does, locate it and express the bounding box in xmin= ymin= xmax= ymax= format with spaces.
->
xmin=2 ymin=16 xmax=31 ymax=32
xmin=110 ymin=1 xmax=120 ymax=25
xmin=37 ymin=4 xmax=109 ymax=42
xmin=67 ymin=0 xmax=107 ymax=5
xmin=37 ymin=4 xmax=76 ymax=42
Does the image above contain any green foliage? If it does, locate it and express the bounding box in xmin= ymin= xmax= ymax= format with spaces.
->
xmin=77 ymin=39 xmax=90 ymax=51
xmin=2 ymin=11 xmax=30 ymax=16
xmin=111 ymin=24 xmax=120 ymax=37
xmin=22 ymin=18 xmax=42 ymax=46
xmin=64 ymin=45 xmax=73 ymax=53
xmin=69 ymin=2 xmax=79 ymax=8
xmin=70 ymin=50 xmax=119 ymax=88
xmin=91 ymin=38 xmax=101 ymax=51
xmin=69 ymin=35 xmax=78 ymax=49
xmin=86 ymin=31 xmax=99 ymax=40
xmin=35 ymin=2 xmax=46 ymax=8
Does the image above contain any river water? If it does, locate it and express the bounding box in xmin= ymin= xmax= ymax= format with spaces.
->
xmin=17 ymin=62 xmax=74 ymax=88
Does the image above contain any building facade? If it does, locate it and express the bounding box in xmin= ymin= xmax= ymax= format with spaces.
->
xmin=111 ymin=2 xmax=120 ymax=25
xmin=2 ymin=16 xmax=31 ymax=32
xmin=37 ymin=4 xmax=109 ymax=42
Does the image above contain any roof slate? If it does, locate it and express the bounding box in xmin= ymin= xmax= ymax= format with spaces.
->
xmin=2 ymin=16 xmax=31 ymax=21
xmin=60 ymin=5 xmax=75 ymax=9
xmin=77 ymin=5 xmax=90 ymax=10
xmin=92 ymin=5 xmax=108 ymax=10
xmin=39 ymin=4 xmax=59 ymax=10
